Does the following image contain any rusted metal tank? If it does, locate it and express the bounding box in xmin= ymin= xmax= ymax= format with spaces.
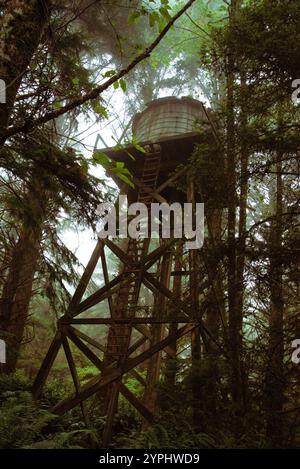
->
xmin=132 ymin=96 xmax=206 ymax=143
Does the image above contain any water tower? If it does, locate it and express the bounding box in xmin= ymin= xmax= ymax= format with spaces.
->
xmin=33 ymin=97 xmax=221 ymax=446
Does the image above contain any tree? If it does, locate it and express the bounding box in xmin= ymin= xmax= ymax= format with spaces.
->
xmin=0 ymin=0 xmax=50 ymax=141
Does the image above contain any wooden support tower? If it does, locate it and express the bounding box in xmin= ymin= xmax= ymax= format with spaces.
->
xmin=33 ymin=97 xmax=221 ymax=446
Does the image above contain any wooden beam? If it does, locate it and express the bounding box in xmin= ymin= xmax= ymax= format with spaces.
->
xmin=69 ymin=324 xmax=147 ymax=360
xmin=143 ymin=251 xmax=172 ymax=421
xmin=132 ymin=176 xmax=167 ymax=204
xmin=67 ymin=241 xmax=104 ymax=313
xmin=127 ymin=335 xmax=147 ymax=356
xmin=102 ymin=373 xmax=154 ymax=447
xmin=69 ymin=326 xmax=105 ymax=352
xmin=74 ymin=272 xmax=128 ymax=314
xmin=65 ymin=327 xmax=104 ymax=371
xmin=120 ymin=383 xmax=154 ymax=422
xmin=62 ymin=317 xmax=193 ymax=325
xmin=101 ymin=249 xmax=114 ymax=316
xmin=65 ymin=327 xmax=153 ymax=422
xmin=32 ymin=331 xmax=62 ymax=398
xmin=143 ymin=272 xmax=190 ymax=318
xmin=103 ymin=239 xmax=130 ymax=265
xmin=171 ymin=270 xmax=190 ymax=276
xmin=102 ymin=382 xmax=119 ymax=448
xmin=133 ymin=324 xmax=175 ymax=358
xmin=62 ymin=336 xmax=90 ymax=427
xmin=52 ymin=323 xmax=196 ymax=415
xmin=127 ymin=368 xmax=146 ymax=386
xmin=143 ymin=273 xmax=224 ymax=355
xmin=69 ymin=326 xmax=147 ymax=384
xmin=143 ymin=239 xmax=176 ymax=270
xmin=67 ymin=239 xmax=175 ymax=318
xmin=156 ymin=167 xmax=187 ymax=194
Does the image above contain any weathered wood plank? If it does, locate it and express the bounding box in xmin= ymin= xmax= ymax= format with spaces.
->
xmin=69 ymin=326 xmax=105 ymax=352
xmin=156 ymin=167 xmax=187 ymax=194
xmin=103 ymin=239 xmax=130 ymax=265
xmin=74 ymin=272 xmax=128 ymax=314
xmin=52 ymin=323 xmax=196 ymax=415
xmin=64 ymin=327 xmax=154 ymax=427
xmin=67 ymin=241 xmax=104 ymax=314
xmin=101 ymin=249 xmax=114 ymax=316
xmin=65 ymin=327 xmax=104 ymax=371
xmin=62 ymin=317 xmax=193 ymax=325
xmin=69 ymin=325 xmax=148 ymax=381
xmin=102 ymin=382 xmax=119 ymax=448
xmin=62 ymin=336 xmax=90 ymax=427
xmin=32 ymin=331 xmax=62 ymax=398
xmin=120 ymin=383 xmax=154 ymax=422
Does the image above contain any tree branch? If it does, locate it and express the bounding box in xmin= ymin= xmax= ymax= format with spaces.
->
xmin=3 ymin=0 xmax=196 ymax=141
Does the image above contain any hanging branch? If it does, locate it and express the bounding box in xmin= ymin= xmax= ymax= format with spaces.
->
xmin=3 ymin=0 xmax=196 ymax=141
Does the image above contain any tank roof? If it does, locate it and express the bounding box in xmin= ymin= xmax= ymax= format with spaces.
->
xmin=132 ymin=96 xmax=204 ymax=130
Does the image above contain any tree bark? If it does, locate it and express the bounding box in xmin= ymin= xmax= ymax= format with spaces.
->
xmin=164 ymin=244 xmax=183 ymax=389
xmin=226 ymin=0 xmax=244 ymax=432
xmin=0 ymin=180 xmax=46 ymax=372
xmin=235 ymin=71 xmax=250 ymax=410
xmin=142 ymin=251 xmax=172 ymax=427
xmin=265 ymin=149 xmax=284 ymax=447
xmin=204 ymin=208 xmax=223 ymax=416
xmin=186 ymin=176 xmax=202 ymax=428
xmin=0 ymin=0 xmax=50 ymax=141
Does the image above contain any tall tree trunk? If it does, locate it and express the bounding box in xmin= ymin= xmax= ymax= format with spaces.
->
xmin=235 ymin=71 xmax=250 ymax=410
xmin=142 ymin=250 xmax=172 ymax=427
xmin=226 ymin=0 xmax=244 ymax=431
xmin=187 ymin=176 xmax=202 ymax=428
xmin=204 ymin=208 xmax=223 ymax=416
xmin=0 ymin=0 xmax=50 ymax=142
xmin=0 ymin=181 xmax=46 ymax=372
xmin=164 ymin=244 xmax=183 ymax=389
xmin=265 ymin=150 xmax=284 ymax=447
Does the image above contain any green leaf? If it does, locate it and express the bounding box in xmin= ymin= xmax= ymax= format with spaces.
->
xmin=134 ymin=144 xmax=146 ymax=153
xmin=53 ymin=101 xmax=62 ymax=109
xmin=125 ymin=151 xmax=136 ymax=161
xmin=149 ymin=12 xmax=155 ymax=27
xmin=128 ymin=11 xmax=141 ymax=25
xmin=149 ymin=11 xmax=160 ymax=28
xmin=159 ymin=6 xmax=172 ymax=22
xmin=92 ymin=152 xmax=110 ymax=166
xmin=113 ymin=81 xmax=120 ymax=89
xmin=93 ymin=104 xmax=108 ymax=119
xmin=117 ymin=173 xmax=135 ymax=188
xmin=102 ymin=70 xmax=116 ymax=78
xmin=120 ymin=79 xmax=127 ymax=92
xmin=80 ymin=160 xmax=89 ymax=175
xmin=111 ymin=161 xmax=134 ymax=187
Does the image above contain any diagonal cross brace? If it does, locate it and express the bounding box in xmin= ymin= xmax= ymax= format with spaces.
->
xmin=52 ymin=323 xmax=197 ymax=415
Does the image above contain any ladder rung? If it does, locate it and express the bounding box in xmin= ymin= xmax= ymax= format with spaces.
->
xmin=143 ymin=165 xmax=160 ymax=171
xmin=145 ymin=155 xmax=160 ymax=160
xmin=109 ymin=335 xmax=130 ymax=338
xmin=144 ymin=166 xmax=159 ymax=170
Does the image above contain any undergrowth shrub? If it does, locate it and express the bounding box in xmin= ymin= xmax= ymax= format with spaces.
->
xmin=0 ymin=371 xmax=97 ymax=449
xmin=116 ymin=413 xmax=216 ymax=449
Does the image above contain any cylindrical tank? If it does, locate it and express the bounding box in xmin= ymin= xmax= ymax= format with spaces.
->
xmin=132 ymin=96 xmax=206 ymax=143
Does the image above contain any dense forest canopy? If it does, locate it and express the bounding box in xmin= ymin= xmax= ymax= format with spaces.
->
xmin=0 ymin=0 xmax=300 ymax=450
